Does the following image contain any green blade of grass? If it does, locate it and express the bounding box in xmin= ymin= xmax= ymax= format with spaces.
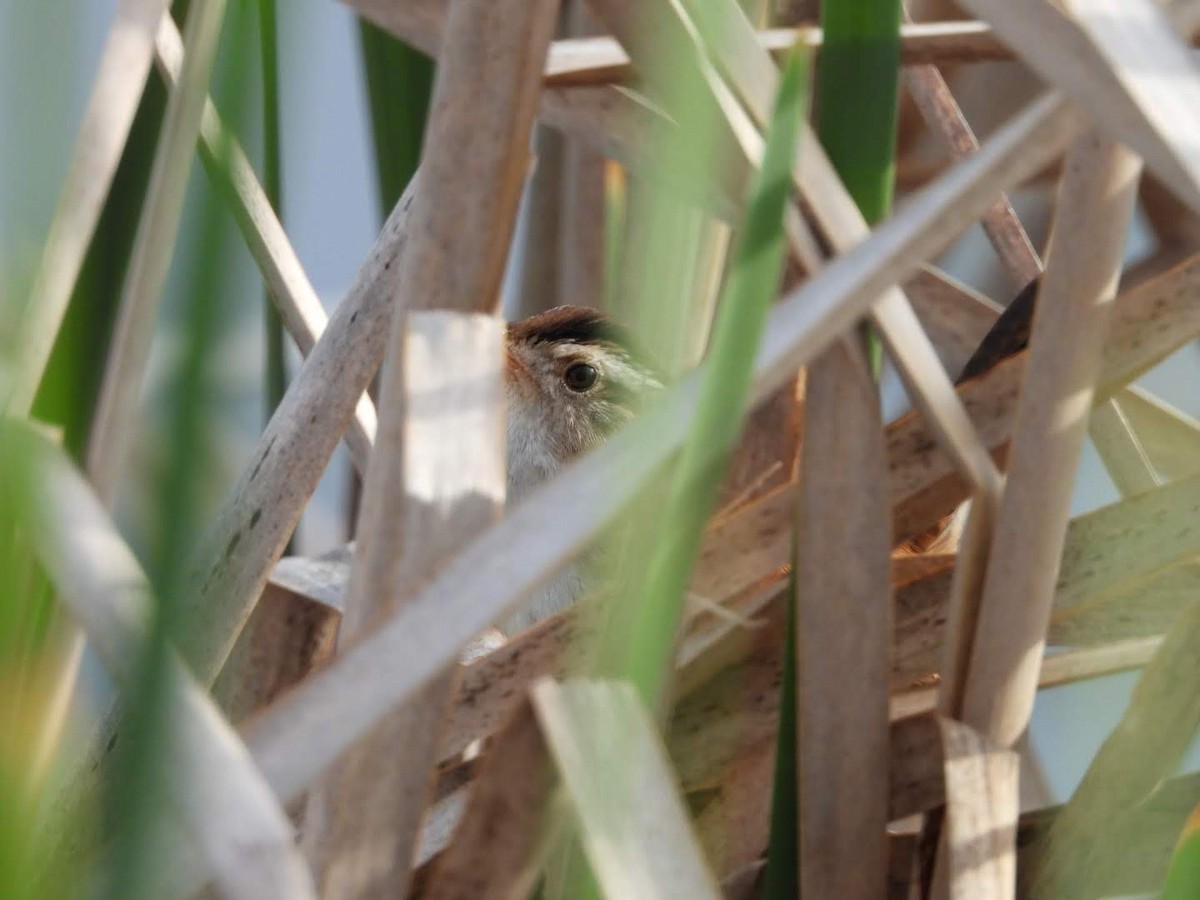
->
xmin=1163 ymin=809 xmax=1200 ymax=900
xmin=258 ymin=0 xmax=287 ymax=422
xmin=816 ymin=0 xmax=901 ymax=223
xmin=816 ymin=0 xmax=901 ymax=375
xmin=256 ymin=0 xmax=294 ymax=553
xmin=357 ymin=19 xmax=433 ymax=216
xmin=616 ymin=48 xmax=810 ymax=710
xmin=85 ymin=0 xmax=231 ymax=502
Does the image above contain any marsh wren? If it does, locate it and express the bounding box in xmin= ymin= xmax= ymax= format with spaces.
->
xmin=501 ymin=306 xmax=661 ymax=632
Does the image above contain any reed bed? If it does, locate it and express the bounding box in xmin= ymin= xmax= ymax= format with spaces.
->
xmin=4 ymin=0 xmax=1200 ymax=898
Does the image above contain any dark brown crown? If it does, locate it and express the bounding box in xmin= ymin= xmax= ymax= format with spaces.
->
xmin=508 ymin=306 xmax=660 ymax=381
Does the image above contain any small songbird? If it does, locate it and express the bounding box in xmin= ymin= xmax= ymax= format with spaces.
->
xmin=501 ymin=305 xmax=661 ymax=632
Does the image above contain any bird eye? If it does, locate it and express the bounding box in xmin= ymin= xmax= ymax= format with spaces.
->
xmin=563 ymin=362 xmax=599 ymax=393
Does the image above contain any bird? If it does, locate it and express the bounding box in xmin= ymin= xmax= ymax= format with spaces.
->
xmin=500 ymin=305 xmax=662 ymax=633
xmin=499 ymin=282 xmax=1042 ymax=624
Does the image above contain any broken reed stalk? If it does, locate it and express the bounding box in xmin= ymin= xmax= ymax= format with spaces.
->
xmin=5 ymin=0 xmax=169 ymax=417
xmin=153 ymin=15 xmax=378 ymax=473
xmin=933 ymin=720 xmax=1020 ymax=899
xmin=85 ymin=0 xmax=230 ymax=504
xmin=2 ymin=424 xmax=314 ymax=900
xmin=303 ymin=1 xmax=556 ymax=894
xmin=305 ymin=314 xmax=506 ymax=898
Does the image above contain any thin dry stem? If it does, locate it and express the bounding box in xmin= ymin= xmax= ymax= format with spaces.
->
xmin=6 ymin=0 xmax=169 ymax=416
xmin=153 ymin=15 xmax=377 ymax=472
xmin=86 ymin=0 xmax=230 ymax=504
xmin=900 ymin=33 xmax=1043 ymax=292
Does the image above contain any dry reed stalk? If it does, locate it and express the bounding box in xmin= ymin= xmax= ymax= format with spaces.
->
xmin=85 ymin=0 xmax=229 ymax=504
xmin=6 ymin=0 xmax=169 ymax=416
xmin=213 ymin=579 xmax=341 ymax=723
xmin=895 ymin=636 xmax=1165 ymax=722
xmin=932 ymin=719 xmax=1019 ymax=899
xmin=900 ymin=39 xmax=1042 ymax=292
xmin=515 ymin=126 xmax=566 ymax=317
xmin=306 ymin=1 xmax=554 ymax=890
xmin=3 ymin=424 xmax=314 ymax=900
xmin=235 ymin=91 xmax=1089 ymax=808
xmin=950 ymin=132 xmax=1143 ymax=744
xmin=422 ymin=701 xmax=557 ymax=899
xmin=153 ymin=15 xmax=377 ymax=472
xmin=185 ymin=174 xmax=418 ymax=687
xmin=794 ymin=340 xmax=893 ymax=898
xmin=530 ymin=678 xmax=723 ymax=898
xmin=542 ymin=21 xmax=1015 ymax=87
xmin=557 ymin=0 xmax=608 ymax=310
xmin=1139 ymin=175 xmax=1200 ymax=273
xmin=960 ymin=0 xmax=1200 ymax=211
xmin=1032 ymin=596 xmax=1200 ymax=897
xmin=1070 ymin=0 xmax=1200 ymax=195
